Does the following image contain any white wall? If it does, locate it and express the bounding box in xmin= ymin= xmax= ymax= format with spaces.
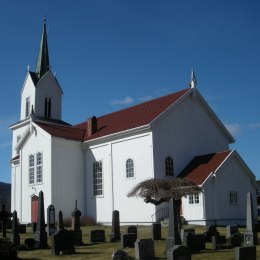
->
xmin=152 ymin=92 xmax=230 ymax=178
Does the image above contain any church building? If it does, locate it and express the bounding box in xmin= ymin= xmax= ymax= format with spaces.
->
xmin=10 ymin=21 xmax=257 ymax=225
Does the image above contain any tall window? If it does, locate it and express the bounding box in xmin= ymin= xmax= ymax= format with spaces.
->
xmin=29 ymin=155 xmax=35 ymax=184
xmin=36 ymin=152 xmax=43 ymax=183
xmin=93 ymin=161 xmax=103 ymax=196
xmin=165 ymin=156 xmax=174 ymax=176
xmin=28 ymin=152 xmax=43 ymax=185
xmin=189 ymin=194 xmax=200 ymax=204
xmin=16 ymin=136 xmax=21 ymax=155
xmin=126 ymin=159 xmax=134 ymax=178
xmin=26 ymin=97 xmax=30 ymax=118
xmin=44 ymin=97 xmax=52 ymax=118
xmin=229 ymin=191 xmax=238 ymax=206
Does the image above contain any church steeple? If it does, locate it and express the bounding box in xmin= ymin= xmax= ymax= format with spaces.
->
xmin=35 ymin=18 xmax=50 ymax=79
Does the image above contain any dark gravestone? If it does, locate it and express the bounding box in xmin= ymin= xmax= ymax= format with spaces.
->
xmin=152 ymin=223 xmax=161 ymax=240
xmin=227 ymin=233 xmax=242 ymax=247
xmin=204 ymin=225 xmax=220 ymax=242
xmin=167 ymin=245 xmax=191 ymax=260
xmin=11 ymin=210 xmax=20 ymax=245
xmin=34 ymin=191 xmax=48 ymax=248
xmin=58 ymin=210 xmax=64 ymax=230
xmin=180 ymin=228 xmax=195 ymax=242
xmin=235 ymin=245 xmax=256 ymax=260
xmin=226 ymin=225 xmax=239 ymax=238
xmin=255 ymin=223 xmax=260 ymax=233
xmin=18 ymin=224 xmax=26 ymax=234
xmin=0 ymin=204 xmax=13 ymax=238
xmin=47 ymin=204 xmax=57 ymax=236
xmin=112 ymin=250 xmax=128 ymax=260
xmin=110 ymin=210 xmax=121 ymax=242
xmin=71 ymin=201 xmax=83 ymax=245
xmin=212 ymin=235 xmax=226 ymax=250
xmin=127 ymin=225 xmax=137 ymax=235
xmin=183 ymin=234 xmax=205 ymax=251
xmin=32 ymin=222 xmax=37 ymax=233
xmin=135 ymin=239 xmax=155 ymax=260
xmin=51 ymin=229 xmax=75 ymax=255
xmin=244 ymin=192 xmax=257 ymax=245
xmin=166 ymin=198 xmax=182 ymax=251
xmin=121 ymin=233 xmax=137 ymax=248
xmin=89 ymin=229 xmax=106 ymax=243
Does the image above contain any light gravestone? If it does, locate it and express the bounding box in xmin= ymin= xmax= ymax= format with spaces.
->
xmin=235 ymin=245 xmax=256 ymax=260
xmin=244 ymin=192 xmax=258 ymax=246
xmin=11 ymin=210 xmax=20 ymax=245
xmin=110 ymin=210 xmax=121 ymax=242
xmin=71 ymin=200 xmax=83 ymax=245
xmin=135 ymin=239 xmax=155 ymax=260
xmin=47 ymin=204 xmax=57 ymax=236
xmin=35 ymin=191 xmax=48 ymax=248
xmin=0 ymin=204 xmax=13 ymax=238
xmin=58 ymin=210 xmax=64 ymax=230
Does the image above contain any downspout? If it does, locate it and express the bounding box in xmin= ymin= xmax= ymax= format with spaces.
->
xmin=51 ymin=137 xmax=54 ymax=204
xmin=83 ymin=143 xmax=87 ymax=216
xmin=202 ymin=191 xmax=206 ymax=224
xmin=110 ymin=142 xmax=114 ymax=211
xmin=20 ymin=149 xmax=23 ymax=222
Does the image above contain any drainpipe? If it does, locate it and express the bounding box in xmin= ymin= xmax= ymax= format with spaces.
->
xmin=110 ymin=143 xmax=114 ymax=211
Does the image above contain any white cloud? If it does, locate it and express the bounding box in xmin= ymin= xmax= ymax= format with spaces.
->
xmin=225 ymin=123 xmax=241 ymax=137
xmin=111 ymin=96 xmax=134 ymax=106
xmin=0 ymin=141 xmax=11 ymax=148
xmin=248 ymin=122 xmax=260 ymax=130
xmin=137 ymin=95 xmax=153 ymax=102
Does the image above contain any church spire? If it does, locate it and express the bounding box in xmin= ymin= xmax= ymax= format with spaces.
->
xmin=190 ymin=69 xmax=197 ymax=88
xmin=35 ymin=18 xmax=50 ymax=78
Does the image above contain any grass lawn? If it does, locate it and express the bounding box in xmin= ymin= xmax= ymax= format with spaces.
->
xmin=3 ymin=225 xmax=260 ymax=259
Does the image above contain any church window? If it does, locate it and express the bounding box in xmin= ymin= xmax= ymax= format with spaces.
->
xmin=93 ymin=161 xmax=103 ymax=196
xmin=126 ymin=159 xmax=134 ymax=178
xmin=229 ymin=191 xmax=238 ymax=206
xmin=36 ymin=152 xmax=43 ymax=183
xmin=189 ymin=194 xmax=200 ymax=204
xmin=165 ymin=156 xmax=174 ymax=176
xmin=16 ymin=136 xmax=21 ymax=155
xmin=26 ymin=97 xmax=30 ymax=118
xmin=29 ymin=155 xmax=35 ymax=184
xmin=44 ymin=97 xmax=52 ymax=118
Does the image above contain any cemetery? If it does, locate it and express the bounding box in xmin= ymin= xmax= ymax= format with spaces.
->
xmin=1 ymin=191 xmax=260 ymax=259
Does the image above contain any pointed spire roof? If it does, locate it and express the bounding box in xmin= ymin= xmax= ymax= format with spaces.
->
xmin=190 ymin=69 xmax=197 ymax=88
xmin=35 ymin=18 xmax=50 ymax=79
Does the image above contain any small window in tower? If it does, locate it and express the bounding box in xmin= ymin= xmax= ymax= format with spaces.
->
xmin=44 ymin=97 xmax=52 ymax=118
xmin=26 ymin=97 xmax=30 ymax=118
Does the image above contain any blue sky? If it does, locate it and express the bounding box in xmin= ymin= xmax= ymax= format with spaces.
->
xmin=0 ymin=0 xmax=259 ymax=183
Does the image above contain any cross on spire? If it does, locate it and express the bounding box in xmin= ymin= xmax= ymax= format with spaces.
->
xmin=35 ymin=18 xmax=50 ymax=79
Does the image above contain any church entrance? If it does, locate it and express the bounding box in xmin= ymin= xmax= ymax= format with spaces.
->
xmin=31 ymin=195 xmax=38 ymax=223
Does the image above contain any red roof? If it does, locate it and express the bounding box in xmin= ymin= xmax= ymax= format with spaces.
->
xmin=35 ymin=88 xmax=190 ymax=141
xmin=178 ymin=150 xmax=232 ymax=185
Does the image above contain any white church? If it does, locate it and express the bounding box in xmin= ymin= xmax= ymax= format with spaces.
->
xmin=10 ymin=21 xmax=257 ymax=226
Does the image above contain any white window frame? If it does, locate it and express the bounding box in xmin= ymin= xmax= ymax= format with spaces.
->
xmin=36 ymin=152 xmax=43 ymax=183
xmin=126 ymin=158 xmax=134 ymax=178
xmin=188 ymin=194 xmax=200 ymax=205
xmin=29 ymin=155 xmax=35 ymax=185
xmin=26 ymin=97 xmax=30 ymax=118
xmin=93 ymin=160 xmax=103 ymax=196
xmin=165 ymin=156 xmax=174 ymax=176
xmin=28 ymin=152 xmax=43 ymax=185
xmin=229 ymin=191 xmax=238 ymax=206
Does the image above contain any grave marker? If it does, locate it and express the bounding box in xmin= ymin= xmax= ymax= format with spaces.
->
xmin=152 ymin=223 xmax=161 ymax=240
xmin=167 ymin=245 xmax=191 ymax=260
xmin=135 ymin=239 xmax=155 ymax=260
xmin=110 ymin=210 xmax=121 ymax=242
xmin=0 ymin=204 xmax=13 ymax=238
xmin=71 ymin=200 xmax=83 ymax=245
xmin=235 ymin=245 xmax=256 ymax=260
xmin=47 ymin=204 xmax=57 ymax=236
xmin=11 ymin=210 xmax=20 ymax=245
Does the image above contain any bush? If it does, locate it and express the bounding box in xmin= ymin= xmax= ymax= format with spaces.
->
xmin=0 ymin=238 xmax=17 ymax=259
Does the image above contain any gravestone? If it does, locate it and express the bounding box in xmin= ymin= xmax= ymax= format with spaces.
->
xmin=212 ymin=235 xmax=226 ymax=250
xmin=112 ymin=250 xmax=128 ymax=260
xmin=255 ymin=223 xmax=260 ymax=233
xmin=47 ymin=204 xmax=57 ymax=236
xmin=183 ymin=233 xmax=205 ymax=251
xmin=226 ymin=225 xmax=239 ymax=238
xmin=0 ymin=204 xmax=13 ymax=238
xmin=180 ymin=228 xmax=195 ymax=242
xmin=152 ymin=223 xmax=161 ymax=240
xmin=227 ymin=233 xmax=242 ymax=247
xmin=18 ymin=224 xmax=26 ymax=234
xmin=34 ymin=191 xmax=48 ymax=248
xmin=58 ymin=210 xmax=64 ymax=230
xmin=166 ymin=198 xmax=182 ymax=251
xmin=71 ymin=200 xmax=83 ymax=245
xmin=235 ymin=245 xmax=256 ymax=260
xmin=167 ymin=245 xmax=191 ymax=260
xmin=127 ymin=225 xmax=137 ymax=235
xmin=89 ymin=229 xmax=106 ymax=243
xmin=11 ymin=210 xmax=20 ymax=245
xmin=121 ymin=233 xmax=137 ymax=248
xmin=51 ymin=229 xmax=75 ymax=255
xmin=135 ymin=239 xmax=155 ymax=260
xmin=244 ymin=192 xmax=257 ymax=245
xmin=204 ymin=225 xmax=220 ymax=242
xmin=110 ymin=210 xmax=121 ymax=242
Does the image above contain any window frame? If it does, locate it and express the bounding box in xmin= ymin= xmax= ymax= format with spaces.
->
xmin=188 ymin=194 xmax=200 ymax=205
xmin=36 ymin=152 xmax=43 ymax=183
xmin=165 ymin=156 xmax=174 ymax=176
xmin=25 ymin=97 xmax=30 ymax=118
xmin=93 ymin=160 xmax=103 ymax=197
xmin=126 ymin=158 xmax=134 ymax=179
xmin=44 ymin=97 xmax=52 ymax=118
xmin=28 ymin=154 xmax=35 ymax=185
xmin=28 ymin=152 xmax=43 ymax=185
xmin=229 ymin=191 xmax=238 ymax=206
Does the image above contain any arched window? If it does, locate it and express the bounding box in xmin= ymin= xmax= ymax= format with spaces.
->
xmin=165 ymin=156 xmax=174 ymax=176
xmin=126 ymin=159 xmax=134 ymax=178
xmin=44 ymin=97 xmax=52 ymax=118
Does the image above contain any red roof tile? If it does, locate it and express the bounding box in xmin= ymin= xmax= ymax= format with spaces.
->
xmin=178 ymin=150 xmax=232 ymax=185
xmin=36 ymin=88 xmax=190 ymax=141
